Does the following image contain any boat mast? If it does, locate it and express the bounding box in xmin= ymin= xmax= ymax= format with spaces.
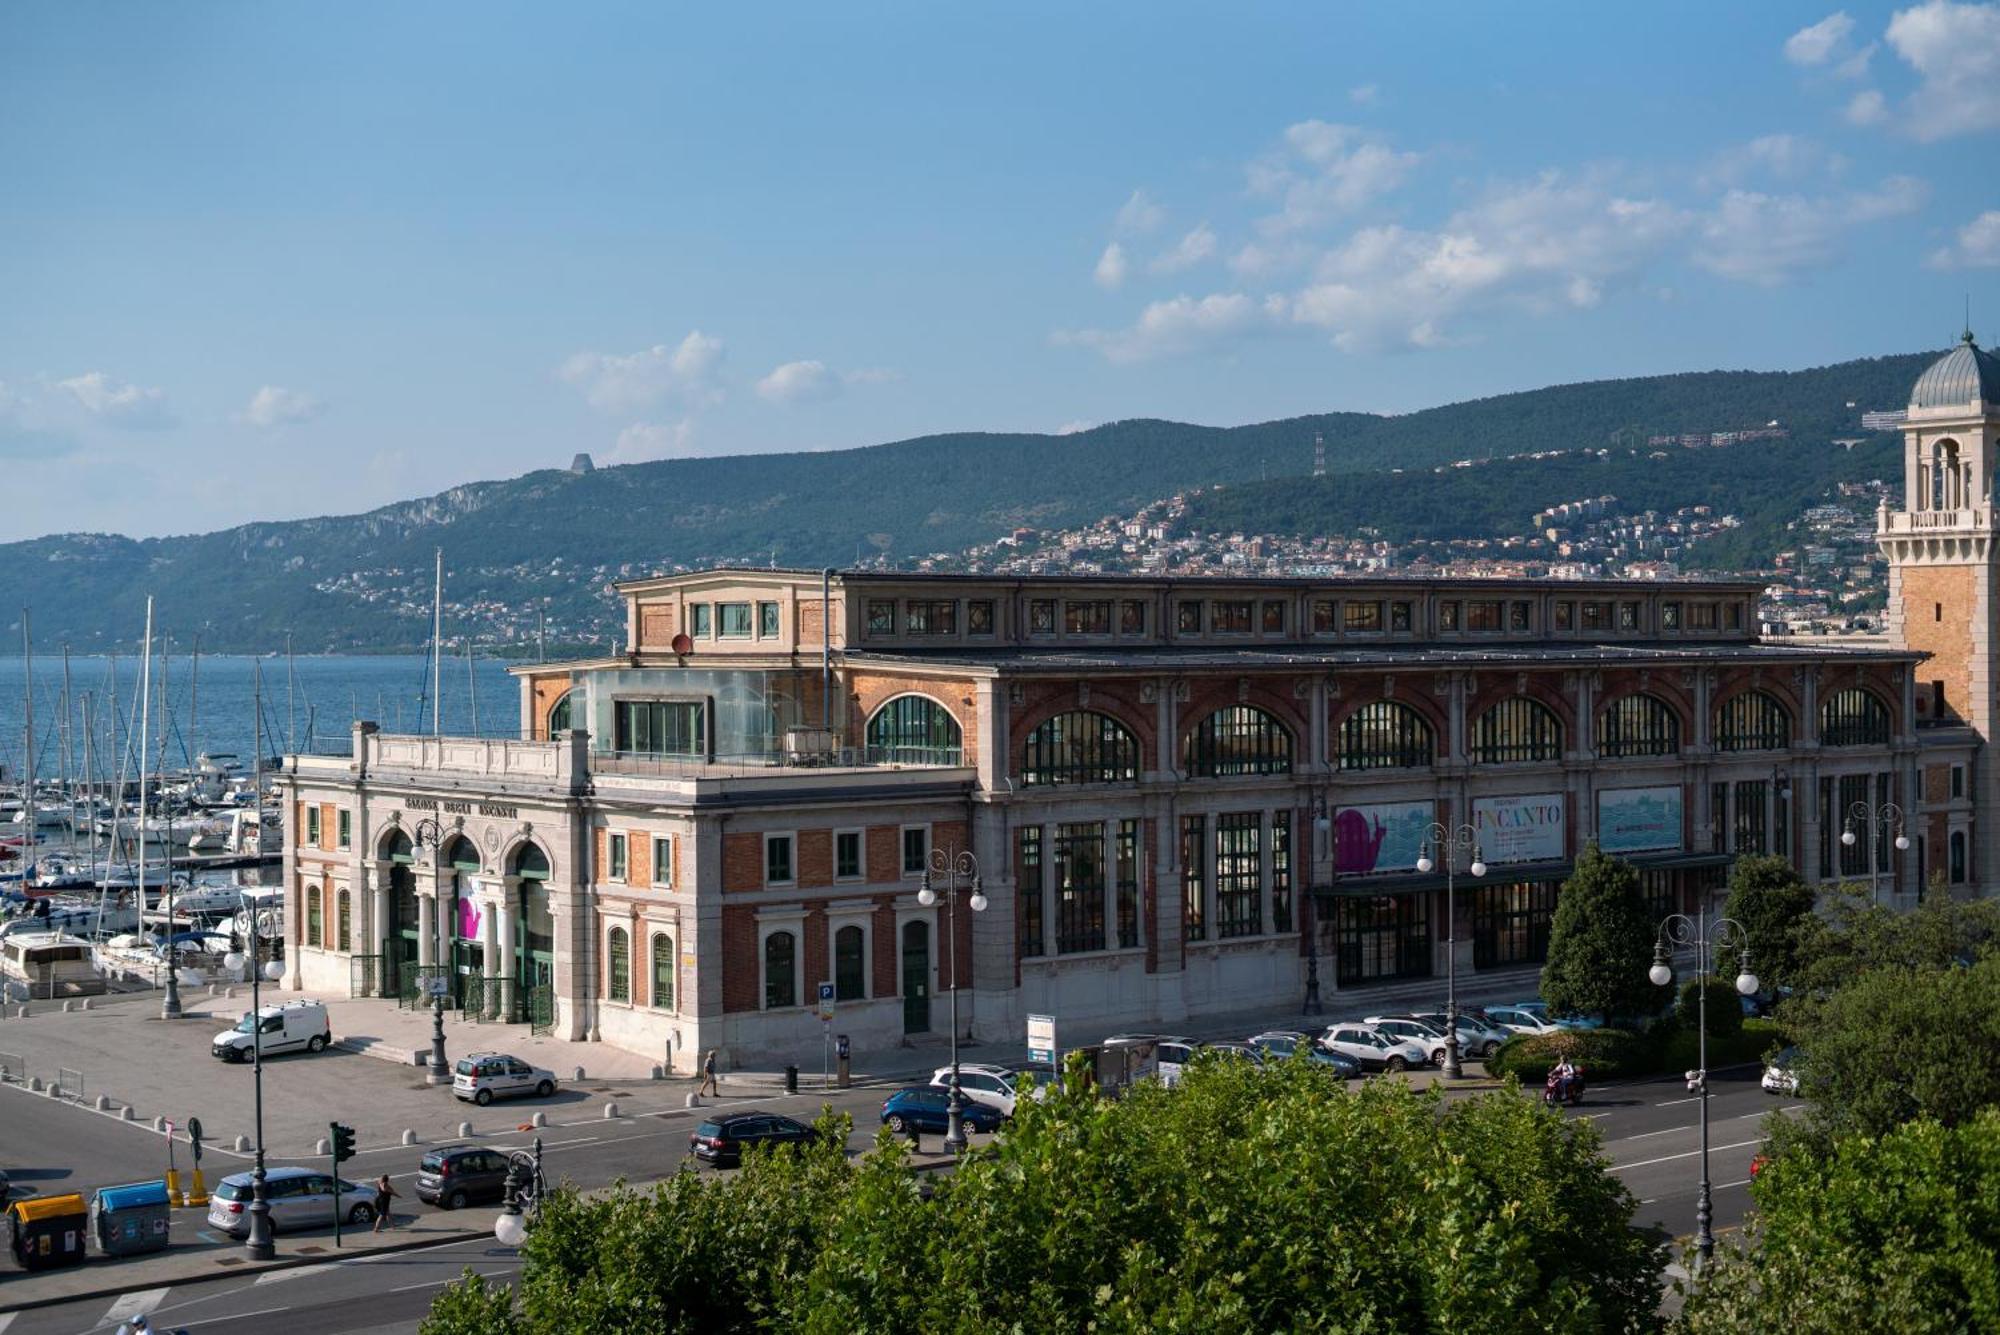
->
xmin=251 ymin=658 xmax=263 ymax=856
xmin=466 ymin=640 xmax=478 ymax=736
xmin=285 ymin=634 xmax=295 ymax=754
xmin=20 ymin=608 xmax=34 ymax=879
xmin=136 ymin=598 xmax=152 ymax=927
xmin=432 ymin=548 xmax=443 ymax=738
xmin=59 ymin=644 xmax=73 ymax=858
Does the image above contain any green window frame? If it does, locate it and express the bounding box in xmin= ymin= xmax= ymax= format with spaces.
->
xmin=764 ymin=932 xmax=797 ymax=1009
xmin=608 ymin=832 xmax=628 ymax=882
xmin=612 ymin=699 xmax=707 ymax=757
xmin=607 ymin=926 xmax=630 ymax=1003
xmin=690 ymin=604 xmax=712 ymax=637
xmin=766 ymin=834 xmax=795 ymax=886
xmin=651 ymin=934 xmax=674 ymax=1009
xmin=336 ymin=810 xmax=351 ymax=849
xmin=834 ymin=924 xmax=866 ymax=1001
xmin=758 ymin=601 xmax=780 ymax=637
xmin=718 ymin=602 xmax=753 ymax=638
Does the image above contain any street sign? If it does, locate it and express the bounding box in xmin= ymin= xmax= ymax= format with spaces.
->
xmin=425 ymin=975 xmax=450 ymax=999
xmin=816 ymin=981 xmax=835 ymax=1021
xmin=187 ymin=1117 xmax=204 ymax=1163
xmin=1027 ymin=1013 xmax=1056 ymax=1066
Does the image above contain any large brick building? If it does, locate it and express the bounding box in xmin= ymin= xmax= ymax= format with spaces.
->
xmin=279 ymin=343 xmax=1994 ymax=1067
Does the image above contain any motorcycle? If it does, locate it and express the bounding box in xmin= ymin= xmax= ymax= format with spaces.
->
xmin=1542 ymin=1065 xmax=1586 ymax=1106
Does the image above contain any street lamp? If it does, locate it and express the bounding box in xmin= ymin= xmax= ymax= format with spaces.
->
xmin=492 ymin=1137 xmax=546 ymax=1248
xmin=223 ymin=896 xmax=287 ymax=1262
xmin=1648 ymin=912 xmax=1758 ymax=1280
xmin=411 ymin=817 xmax=452 ymax=1086
xmin=1416 ymin=823 xmax=1485 ymax=1079
xmin=1840 ymin=799 xmax=1909 ymax=907
xmin=1305 ymin=793 xmax=1331 ymax=1017
xmin=917 ymin=846 xmax=986 ymax=1154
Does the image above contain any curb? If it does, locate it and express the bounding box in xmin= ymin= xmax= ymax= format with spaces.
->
xmin=0 ymin=1227 xmax=491 ymax=1314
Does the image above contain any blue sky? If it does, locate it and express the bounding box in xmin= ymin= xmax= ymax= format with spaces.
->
xmin=2 ymin=2 xmax=1997 ymax=543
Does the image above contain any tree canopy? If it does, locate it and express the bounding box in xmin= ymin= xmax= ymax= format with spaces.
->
xmin=1719 ymin=854 xmax=1817 ymax=994
xmin=1541 ymin=844 xmax=1659 ymax=1023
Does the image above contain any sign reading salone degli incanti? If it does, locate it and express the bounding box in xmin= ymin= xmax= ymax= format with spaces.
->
xmin=1471 ymin=793 xmax=1566 ymax=865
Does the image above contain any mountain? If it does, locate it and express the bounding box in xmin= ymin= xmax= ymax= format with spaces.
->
xmin=0 ymin=350 xmax=1935 ymax=653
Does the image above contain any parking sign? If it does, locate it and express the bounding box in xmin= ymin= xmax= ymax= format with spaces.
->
xmin=817 ymin=981 xmax=835 ymax=1021
xmin=1027 ymin=1013 xmax=1056 ymax=1065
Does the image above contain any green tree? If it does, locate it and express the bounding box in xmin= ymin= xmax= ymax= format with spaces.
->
xmin=1676 ymin=977 xmax=1743 ymax=1039
xmin=1677 ymin=1110 xmax=2000 ymax=1334
xmin=1541 ymin=843 xmax=1658 ymax=1023
xmin=1719 ymin=854 xmax=1816 ymax=992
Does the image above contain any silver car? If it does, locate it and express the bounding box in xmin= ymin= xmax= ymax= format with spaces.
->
xmin=207 ymin=1167 xmax=379 ymax=1235
xmin=453 ymin=1052 xmax=559 ymax=1105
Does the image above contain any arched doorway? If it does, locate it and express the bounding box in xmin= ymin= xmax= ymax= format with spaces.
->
xmin=510 ymin=842 xmax=556 ymax=1030
xmin=384 ymin=829 xmax=419 ymax=996
xmin=440 ymin=835 xmax=484 ymax=1009
xmin=901 ymin=919 xmax=930 ymax=1035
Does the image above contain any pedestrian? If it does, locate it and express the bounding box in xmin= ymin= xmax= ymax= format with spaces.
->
xmin=697 ymin=1048 xmax=719 ymax=1097
xmin=373 ymin=1173 xmax=397 ymax=1232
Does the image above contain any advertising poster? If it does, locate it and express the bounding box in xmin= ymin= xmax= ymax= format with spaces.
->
xmin=1596 ymin=786 xmax=1684 ymax=854
xmin=1472 ymin=793 xmax=1566 ymax=865
xmin=1332 ymin=801 xmax=1435 ymax=876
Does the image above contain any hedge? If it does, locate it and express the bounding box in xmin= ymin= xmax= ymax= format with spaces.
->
xmin=1485 ymin=1018 xmax=1785 ymax=1084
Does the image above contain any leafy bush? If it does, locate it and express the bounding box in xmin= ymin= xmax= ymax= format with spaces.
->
xmin=1655 ymin=1018 xmax=1784 ymax=1078
xmin=1485 ymin=1028 xmax=1654 ymax=1083
xmin=1676 ymin=977 xmax=1744 ymax=1038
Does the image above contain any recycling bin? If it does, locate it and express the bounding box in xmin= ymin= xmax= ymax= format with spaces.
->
xmin=91 ymin=1179 xmax=173 ymax=1257
xmin=8 ymin=1192 xmax=89 ymax=1271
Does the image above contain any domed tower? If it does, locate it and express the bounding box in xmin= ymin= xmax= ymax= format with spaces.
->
xmin=1880 ymin=331 xmax=2000 ymax=889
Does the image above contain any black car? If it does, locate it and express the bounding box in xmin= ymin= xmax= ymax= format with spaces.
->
xmin=415 ymin=1146 xmax=515 ymax=1210
xmin=689 ymin=1113 xmax=816 ymax=1168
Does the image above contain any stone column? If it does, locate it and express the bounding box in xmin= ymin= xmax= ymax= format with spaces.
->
xmin=1041 ymin=819 xmax=1059 ymax=957
xmin=370 ymin=859 xmax=392 ymax=997
xmin=497 ymin=875 xmax=520 ymax=1020
xmin=1102 ymin=822 xmax=1118 ymax=952
xmin=417 ymin=891 xmax=435 ymax=968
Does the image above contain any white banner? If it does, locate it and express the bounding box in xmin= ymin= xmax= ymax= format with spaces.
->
xmin=1472 ymin=793 xmax=1566 ymax=865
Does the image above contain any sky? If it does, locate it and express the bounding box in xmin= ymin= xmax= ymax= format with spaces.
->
xmin=2 ymin=1 xmax=1998 ymax=544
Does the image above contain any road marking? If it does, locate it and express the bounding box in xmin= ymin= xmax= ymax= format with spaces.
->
xmin=1655 ymin=1096 xmax=1700 ymax=1107
xmin=256 ymin=1262 xmax=340 ymax=1284
xmin=102 ymin=1288 xmax=171 ymax=1324
xmin=0 ymin=1312 xmax=15 ymax=1334
xmin=1617 ymin=1137 xmax=1763 ymax=1170
xmin=197 ymin=1305 xmax=294 ymax=1324
xmin=389 ymin=1279 xmax=455 ymax=1293
xmin=1613 ymin=1125 xmax=1697 ymax=1142
xmin=1641 ymin=1177 xmax=1754 ymax=1204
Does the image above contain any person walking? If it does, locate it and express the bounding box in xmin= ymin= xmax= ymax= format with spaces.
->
xmin=697 ymin=1048 xmax=719 ymax=1097
xmin=373 ymin=1173 xmax=397 ymax=1232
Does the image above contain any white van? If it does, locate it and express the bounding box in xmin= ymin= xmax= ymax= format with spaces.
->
xmin=211 ymin=1000 xmax=332 ymax=1062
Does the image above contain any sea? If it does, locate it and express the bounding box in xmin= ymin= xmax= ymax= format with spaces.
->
xmin=0 ymin=653 xmax=527 ymax=780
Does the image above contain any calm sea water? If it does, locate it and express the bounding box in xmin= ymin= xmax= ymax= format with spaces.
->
xmin=0 ymin=654 xmax=526 ymax=779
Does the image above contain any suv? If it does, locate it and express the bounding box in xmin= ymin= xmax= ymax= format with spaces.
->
xmin=882 ymin=1087 xmax=1006 ymax=1136
xmin=689 ymin=1113 xmax=816 ymax=1168
xmin=415 ymin=1146 xmax=515 ymax=1210
xmin=211 ymin=1000 xmax=331 ymax=1062
xmin=929 ymin=1063 xmax=1019 ymax=1117
xmin=1363 ymin=1015 xmax=1453 ymax=1066
xmin=1248 ymin=1030 xmax=1363 ymax=1080
xmin=1407 ymin=1011 xmax=1509 ymax=1058
xmin=1320 ymin=1023 xmax=1430 ymax=1073
xmin=1483 ymin=1004 xmax=1562 ymax=1035
xmin=207 ymin=1166 xmax=376 ymax=1235
xmin=453 ymin=1053 xmax=558 ymax=1105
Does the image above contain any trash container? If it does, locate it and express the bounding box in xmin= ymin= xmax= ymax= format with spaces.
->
xmin=91 ymin=1180 xmax=173 ymax=1258
xmin=8 ymin=1193 xmax=89 ymax=1271
xmin=836 ymin=1034 xmax=852 ymax=1090
xmin=784 ymin=1064 xmax=798 ymax=1095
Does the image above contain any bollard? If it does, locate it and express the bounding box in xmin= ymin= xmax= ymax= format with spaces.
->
xmin=185 ymin=1168 xmax=208 ymax=1207
xmin=62 ymin=999 xmax=74 ymax=1012
xmin=401 ymin=1129 xmax=417 ymax=1146
xmin=530 ymin=1111 xmax=547 ymax=1129
xmin=15 ymin=1005 xmax=28 ymax=1019
xmin=573 ymin=1067 xmax=585 ymax=1082
xmin=458 ymin=1121 xmax=473 ymax=1138
xmin=603 ymin=1101 xmax=620 ymax=1119
xmin=44 ymin=1081 xmax=59 ymax=1097
xmin=80 ymin=998 xmax=92 ymax=1011
xmin=94 ymin=1094 xmax=109 ymax=1111
xmin=120 ymin=1105 xmax=135 ymax=1121
xmin=153 ymin=1116 xmax=167 ymax=1132
xmin=165 ymin=1168 xmax=181 ymax=1201
xmin=686 ymin=1092 xmax=701 ymax=1108
xmin=232 ymin=1134 xmax=249 ymax=1152
xmin=314 ymin=1137 xmax=330 ymax=1155
xmin=785 ymin=1064 xmax=799 ymax=1095
xmin=26 ymin=1076 xmax=41 ymax=1092
xmin=227 ymin=986 xmax=238 ymax=1000
xmin=650 ymin=1064 xmax=664 ymax=1080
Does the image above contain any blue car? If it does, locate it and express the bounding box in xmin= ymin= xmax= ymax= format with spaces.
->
xmin=881 ymin=1086 xmax=1007 ymax=1136
xmin=1248 ymin=1031 xmax=1364 ymax=1079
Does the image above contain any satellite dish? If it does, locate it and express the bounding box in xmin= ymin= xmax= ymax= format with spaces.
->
xmin=671 ymin=632 xmax=693 ymax=655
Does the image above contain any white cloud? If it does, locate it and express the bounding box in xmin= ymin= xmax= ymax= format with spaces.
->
xmin=1348 ymin=83 xmax=1380 ymax=106
xmin=1094 ymin=241 xmax=1130 ymax=289
xmin=1151 ymin=224 xmax=1217 ymax=274
xmin=1785 ymin=12 xmax=1856 ymax=65
xmin=1928 ymin=208 xmax=2000 ymax=266
xmin=1704 ymin=133 xmax=1844 ymax=186
xmin=1054 ymin=420 xmax=1096 ymax=435
xmin=239 ymin=385 xmax=323 ymax=429
xmin=1114 ymin=189 xmax=1165 ymax=235
xmin=1885 ymin=0 xmax=2000 ymax=139
xmin=0 ymin=382 xmax=73 ymax=458
xmin=1692 ymin=175 xmax=1928 ymax=283
xmin=1846 ymin=88 xmax=1890 ymax=124
xmin=1249 ymin=120 xmax=1421 ymax=235
xmin=755 ymin=359 xmax=840 ymax=404
xmin=609 ymin=419 xmax=698 ymax=464
xmin=557 ymin=331 xmax=725 ymax=413
xmin=56 ymin=371 xmax=174 ymax=429
xmin=1053 ymin=292 xmax=1270 ymax=364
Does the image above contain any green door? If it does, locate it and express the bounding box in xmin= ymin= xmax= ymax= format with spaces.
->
xmin=901 ymin=920 xmax=930 ymax=1035
xmin=389 ymin=864 xmax=419 ymax=996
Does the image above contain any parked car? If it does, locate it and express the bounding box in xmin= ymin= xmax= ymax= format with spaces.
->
xmin=210 ymin=1000 xmax=331 ymax=1062
xmin=415 ymin=1146 xmax=515 ymax=1210
xmin=1482 ymin=1004 xmax=1563 ymax=1036
xmin=1195 ymin=1041 xmax=1266 ymax=1066
xmin=1409 ymin=1011 xmax=1509 ymax=1058
xmin=1104 ymin=1033 xmax=1197 ymax=1087
xmin=1363 ymin=1015 xmax=1455 ymax=1066
xmin=207 ymin=1166 xmax=377 ymax=1235
xmin=689 ymin=1112 xmax=817 ymax=1168
xmin=453 ymin=1053 xmax=558 ymax=1105
xmin=881 ymin=1086 xmax=1007 ymax=1136
xmin=1248 ymin=1030 xmax=1363 ymax=1079
xmin=1320 ymin=1023 xmax=1430 ymax=1073
xmin=1514 ymin=1000 xmax=1604 ymax=1030
xmin=1762 ymin=1046 xmax=1801 ymax=1096
xmin=929 ymin=1062 xmax=1019 ymax=1117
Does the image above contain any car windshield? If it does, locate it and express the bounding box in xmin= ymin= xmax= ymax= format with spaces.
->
xmin=214 ymin=1180 xmax=250 ymax=1202
xmin=696 ymin=1121 xmax=724 ymax=1138
xmin=233 ymin=1014 xmax=259 ymax=1034
xmin=455 ymin=1059 xmax=478 ymax=1076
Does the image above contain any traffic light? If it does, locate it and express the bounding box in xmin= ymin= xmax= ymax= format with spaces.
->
xmin=330 ymin=1122 xmax=356 ymax=1163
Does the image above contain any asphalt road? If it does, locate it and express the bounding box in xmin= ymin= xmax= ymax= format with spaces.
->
xmin=3 ymin=1062 xmax=1794 ymax=1333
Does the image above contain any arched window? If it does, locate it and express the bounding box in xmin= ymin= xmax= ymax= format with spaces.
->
xmin=607 ymin=926 xmax=630 ymax=1003
xmin=1336 ymin=701 xmax=1435 ymax=770
xmin=1714 ymin=690 xmax=1790 ymax=751
xmin=1185 ymin=705 xmax=1294 ymax=777
xmin=1597 ymin=693 xmax=1681 ymax=759
xmin=336 ymin=889 xmax=351 ymax=952
xmin=865 ymin=695 xmax=963 ymax=765
xmin=384 ymin=829 xmax=414 ymax=863
xmin=650 ymin=933 xmax=673 ymax=1009
xmin=510 ymin=842 xmax=551 ymax=880
xmin=1021 ymin=711 xmax=1140 ymax=786
xmin=764 ymin=931 xmax=797 ymax=1008
xmin=306 ymin=884 xmax=323 ymax=947
xmin=546 ymin=690 xmax=572 ymax=738
xmin=1821 ymin=688 xmax=1890 ymax=747
xmin=1932 ymin=439 xmax=1963 ymax=511
xmin=834 ymin=924 xmax=866 ymax=1001
xmin=1470 ymin=698 xmax=1563 ymax=764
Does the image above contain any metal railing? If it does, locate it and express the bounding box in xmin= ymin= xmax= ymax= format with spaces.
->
xmin=56 ymin=1067 xmax=83 ymax=1101
xmin=0 ymin=1050 xmax=24 ymax=1084
xmin=526 ymin=985 xmax=554 ymax=1036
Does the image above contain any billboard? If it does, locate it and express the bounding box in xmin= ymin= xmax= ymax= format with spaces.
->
xmin=1332 ymin=801 xmax=1435 ymax=876
xmin=1596 ymin=786 xmax=1684 ymax=854
xmin=1472 ymin=793 xmax=1566 ymax=865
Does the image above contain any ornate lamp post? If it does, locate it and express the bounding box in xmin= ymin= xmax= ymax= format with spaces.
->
xmin=1841 ymin=799 xmax=1909 ymax=907
xmin=492 ymin=1136 xmax=546 ymax=1248
xmin=223 ymin=895 xmax=287 ymax=1261
xmin=917 ymin=846 xmax=986 ymax=1154
xmin=1416 ymin=823 xmax=1485 ymax=1078
xmin=1648 ymin=912 xmax=1758 ymax=1278
xmin=410 ymin=816 xmax=452 ymax=1086
xmin=1305 ymin=793 xmax=1330 ymax=1016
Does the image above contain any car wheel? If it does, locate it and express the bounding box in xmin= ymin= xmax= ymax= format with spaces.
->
xmin=1431 ymin=1048 xmax=1448 ymax=1067
xmin=347 ymin=1202 xmax=376 ymax=1226
xmin=1482 ymin=1041 xmax=1501 ymax=1058
xmin=474 ymin=1088 xmax=493 ymax=1106
xmin=1385 ymin=1056 xmax=1407 ymax=1073
xmin=306 ymin=1034 xmax=328 ymax=1053
xmin=535 ymin=1080 xmax=554 ymax=1098
xmin=886 ymin=1113 xmax=907 ymax=1133
xmin=445 ymin=1189 xmax=467 ymax=1211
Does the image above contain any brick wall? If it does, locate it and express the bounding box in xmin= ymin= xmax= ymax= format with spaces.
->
xmin=723 ymin=831 xmax=763 ymax=891
xmin=721 ymin=904 xmax=758 ymax=1013
xmin=873 ymin=898 xmax=899 ymax=996
xmin=1007 ymin=681 xmax=1159 ymax=774
xmin=529 ymin=674 xmax=572 ymax=739
xmin=637 ymin=602 xmax=677 ymax=650
xmin=848 ymin=670 xmax=982 ymax=765
xmin=1899 ymin=565 xmax=1975 ymax=723
xmin=798 ymin=829 xmax=832 ymax=887
xmin=803 ymin=907 xmax=828 ymax=996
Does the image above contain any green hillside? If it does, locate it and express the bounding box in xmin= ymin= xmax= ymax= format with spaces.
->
xmin=0 ymin=349 xmax=1936 ymax=651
